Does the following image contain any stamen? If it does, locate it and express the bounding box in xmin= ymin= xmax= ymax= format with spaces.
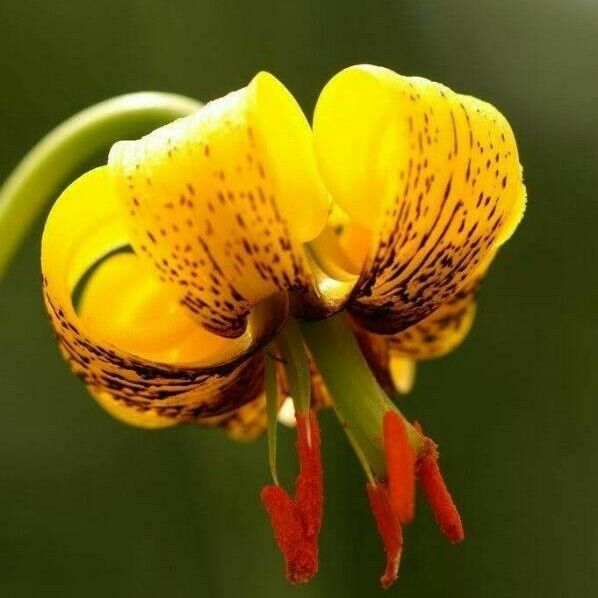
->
xmin=415 ymin=424 xmax=465 ymax=544
xmin=261 ymin=485 xmax=317 ymax=583
xmin=261 ymin=410 xmax=323 ymax=584
xmin=295 ymin=411 xmax=323 ymax=539
xmin=383 ymin=411 xmax=416 ymax=523
xmin=366 ymin=482 xmax=403 ymax=590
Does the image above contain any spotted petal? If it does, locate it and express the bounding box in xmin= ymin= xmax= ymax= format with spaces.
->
xmin=42 ymin=167 xmax=286 ymax=426
xmin=109 ymin=72 xmax=329 ymax=338
xmin=353 ymin=255 xmax=493 ymax=396
xmin=313 ymin=65 xmax=525 ymax=334
xmin=202 ymin=393 xmax=271 ymax=441
xmin=387 ymin=272 xmax=479 ymax=361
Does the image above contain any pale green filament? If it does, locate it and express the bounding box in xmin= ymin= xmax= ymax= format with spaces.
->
xmin=264 ymin=348 xmax=280 ymax=485
xmin=274 ymin=317 xmax=312 ymax=417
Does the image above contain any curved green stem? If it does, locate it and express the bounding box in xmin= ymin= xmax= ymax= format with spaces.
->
xmin=0 ymin=92 xmax=202 ymax=281
xmin=301 ymin=314 xmax=423 ymax=478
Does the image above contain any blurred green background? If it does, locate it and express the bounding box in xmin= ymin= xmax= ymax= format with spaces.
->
xmin=1 ymin=1 xmax=596 ymax=596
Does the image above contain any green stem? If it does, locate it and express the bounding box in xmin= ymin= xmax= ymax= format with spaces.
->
xmin=301 ymin=313 xmax=423 ymax=478
xmin=0 ymin=92 xmax=202 ymax=282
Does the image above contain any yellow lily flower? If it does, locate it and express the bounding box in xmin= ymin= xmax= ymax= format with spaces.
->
xmin=40 ymin=65 xmax=525 ymax=588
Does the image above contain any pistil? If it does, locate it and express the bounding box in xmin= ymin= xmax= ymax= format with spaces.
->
xmin=300 ymin=314 xmax=464 ymax=587
xmin=301 ymin=313 xmax=425 ymax=477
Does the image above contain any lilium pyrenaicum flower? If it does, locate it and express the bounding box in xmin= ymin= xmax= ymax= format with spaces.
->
xmin=40 ymin=65 xmax=525 ymax=588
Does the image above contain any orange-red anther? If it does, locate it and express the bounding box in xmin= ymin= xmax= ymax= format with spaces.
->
xmin=415 ymin=425 xmax=464 ymax=544
xmin=383 ymin=411 xmax=416 ymax=523
xmin=261 ymin=410 xmax=323 ymax=584
xmin=295 ymin=411 xmax=324 ymax=539
xmin=261 ymin=485 xmax=317 ymax=583
xmin=366 ymin=482 xmax=403 ymax=590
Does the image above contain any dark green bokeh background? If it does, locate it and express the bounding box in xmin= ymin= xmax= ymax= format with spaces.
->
xmin=1 ymin=1 xmax=596 ymax=596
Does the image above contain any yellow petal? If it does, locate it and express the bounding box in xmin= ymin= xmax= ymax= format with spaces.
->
xmin=42 ymin=167 xmax=286 ymax=426
xmin=324 ymin=202 xmax=372 ymax=275
xmin=91 ymin=389 xmax=177 ymax=429
xmin=388 ymin=356 xmax=416 ymax=395
xmin=109 ymin=72 xmax=329 ymax=338
xmin=350 ymin=258 xmax=487 ymax=396
xmin=386 ymin=248 xmax=495 ymax=360
xmin=314 ymin=64 xmax=525 ymax=334
xmin=79 ymin=251 xmax=231 ymax=363
xmin=387 ymin=280 xmax=478 ymax=360
xmin=202 ymin=393 xmax=270 ymax=441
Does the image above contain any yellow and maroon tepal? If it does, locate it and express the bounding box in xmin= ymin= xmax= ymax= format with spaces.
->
xmin=41 ymin=65 xmax=525 ymax=588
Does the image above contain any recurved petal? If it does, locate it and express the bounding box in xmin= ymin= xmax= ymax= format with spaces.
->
xmin=109 ymin=72 xmax=329 ymax=338
xmin=353 ymin=261 xmax=488 ymax=396
xmin=42 ymin=167 xmax=286 ymax=425
xmin=387 ymin=246 xmax=496 ymax=361
xmin=352 ymin=266 xmax=483 ymax=396
xmin=202 ymin=393 xmax=270 ymax=441
xmin=91 ymin=389 xmax=178 ymax=429
xmin=387 ymin=277 xmax=478 ymax=361
xmin=388 ymin=356 xmax=416 ymax=395
xmin=313 ymin=65 xmax=525 ymax=334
